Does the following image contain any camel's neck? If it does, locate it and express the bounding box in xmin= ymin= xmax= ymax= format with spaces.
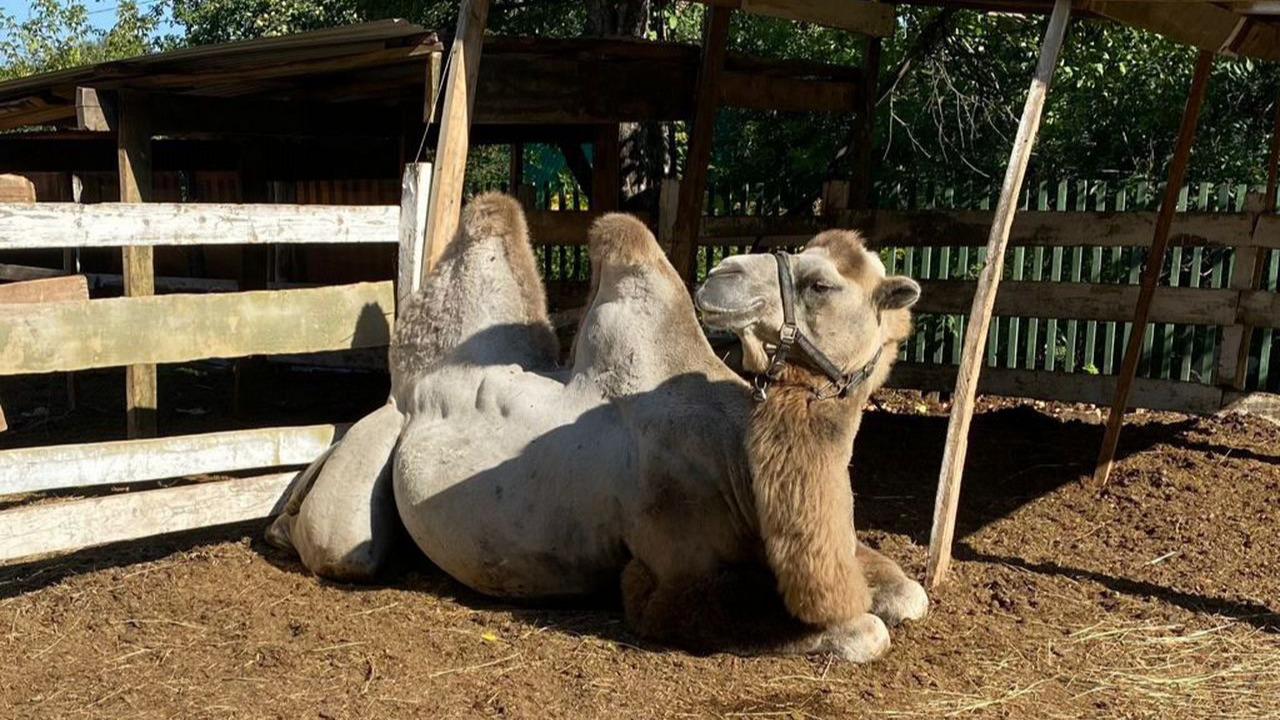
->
xmin=746 ymin=365 xmax=871 ymax=626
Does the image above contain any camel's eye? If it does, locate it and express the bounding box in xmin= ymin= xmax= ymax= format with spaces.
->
xmin=808 ymin=280 xmax=839 ymax=295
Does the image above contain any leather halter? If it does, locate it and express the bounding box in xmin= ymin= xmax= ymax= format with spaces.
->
xmin=751 ymin=251 xmax=882 ymax=403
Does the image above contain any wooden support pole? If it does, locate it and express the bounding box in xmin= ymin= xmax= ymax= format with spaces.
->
xmin=1090 ymin=50 xmax=1215 ymax=489
xmin=422 ymin=0 xmax=490 ymax=276
xmin=592 ymin=125 xmax=621 ymax=212
xmin=849 ymin=36 xmax=882 ymax=209
xmin=397 ymin=162 xmax=432 ymax=312
xmin=117 ymin=90 xmax=157 ymax=439
xmin=1216 ymin=97 xmax=1280 ymax=389
xmin=671 ymin=6 xmax=732 ymax=283
xmin=925 ymin=0 xmax=1072 ymax=590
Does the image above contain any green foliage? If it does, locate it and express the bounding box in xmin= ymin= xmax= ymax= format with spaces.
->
xmin=0 ymin=0 xmax=161 ymax=79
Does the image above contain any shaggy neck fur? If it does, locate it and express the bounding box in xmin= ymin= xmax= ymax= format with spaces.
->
xmin=747 ymin=363 xmax=873 ymax=627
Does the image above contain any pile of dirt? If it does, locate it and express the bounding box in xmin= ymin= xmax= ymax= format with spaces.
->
xmin=2 ymin=393 xmax=1278 ymax=719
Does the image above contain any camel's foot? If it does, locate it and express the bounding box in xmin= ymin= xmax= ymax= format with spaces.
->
xmin=811 ymin=613 xmax=891 ymax=663
xmin=870 ymin=578 xmax=929 ymax=627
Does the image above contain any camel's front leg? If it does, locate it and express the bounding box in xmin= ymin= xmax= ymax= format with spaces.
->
xmin=857 ymin=541 xmax=929 ymax=626
xmin=621 ymin=558 xmax=890 ymax=663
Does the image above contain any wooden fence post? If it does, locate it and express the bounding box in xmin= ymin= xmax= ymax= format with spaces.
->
xmin=849 ymin=35 xmax=881 ymax=209
xmin=397 ymin=162 xmax=432 ymax=313
xmin=658 ymin=178 xmax=681 ymax=254
xmin=117 ymin=90 xmax=157 ymax=439
xmin=1216 ymin=99 xmax=1280 ymax=390
xmin=1091 ymin=49 xmax=1216 ymax=489
xmin=422 ymin=0 xmax=490 ymax=277
xmin=593 ymin=124 xmax=621 ymax=213
xmin=925 ymin=0 xmax=1072 ymax=590
xmin=671 ymin=6 xmax=731 ymax=283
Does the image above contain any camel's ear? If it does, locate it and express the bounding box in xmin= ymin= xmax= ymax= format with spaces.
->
xmin=874 ymin=276 xmax=920 ymax=311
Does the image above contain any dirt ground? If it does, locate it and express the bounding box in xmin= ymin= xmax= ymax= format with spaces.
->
xmin=1 ymin=372 xmax=1279 ymax=719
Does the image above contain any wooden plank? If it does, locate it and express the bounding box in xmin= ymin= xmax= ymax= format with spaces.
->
xmin=0 ymin=275 xmax=89 ymax=305
xmin=0 ymin=282 xmax=395 ymax=375
xmin=718 ymin=72 xmax=860 ymax=113
xmin=914 ymin=280 xmax=1239 ymax=326
xmin=693 ymin=0 xmax=895 ymax=37
xmin=1216 ymin=101 xmax=1280 ymax=389
xmin=1238 ymin=289 xmax=1280 ymax=329
xmin=1092 ymin=50 xmax=1215 ymax=489
xmin=926 ymin=0 xmax=1071 ymax=591
xmin=0 ymin=424 xmax=341 ymax=496
xmin=671 ymin=6 xmax=732 ymax=282
xmin=75 ymin=86 xmax=112 ymax=131
xmin=658 ymin=178 xmax=680 ymax=253
xmin=849 ymin=36 xmax=881 ymax=209
xmin=423 ymin=0 xmax=490 ymax=273
xmin=0 ymin=471 xmax=297 ymax=564
xmin=0 ymin=174 xmax=37 ymax=202
xmin=0 ymin=202 xmax=400 ymax=249
xmin=397 ymin=162 xmax=432 ymax=311
xmin=697 ymin=209 xmax=1260 ymax=249
xmin=1086 ymin=1 xmax=1280 ymax=63
xmin=117 ymin=90 xmax=157 ymax=439
xmin=889 ymin=362 xmax=1225 ymax=416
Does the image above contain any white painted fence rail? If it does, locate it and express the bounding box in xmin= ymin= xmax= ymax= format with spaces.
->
xmin=0 ymin=202 xmax=399 ymax=249
xmin=0 ymin=471 xmax=300 ymax=563
xmin=0 ymin=424 xmax=343 ymax=495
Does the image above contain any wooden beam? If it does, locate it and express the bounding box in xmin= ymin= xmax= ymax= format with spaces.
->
xmin=671 ymin=6 xmax=732 ymax=282
xmin=397 ymin=162 xmax=432 ymax=310
xmin=0 ymin=174 xmax=37 ymax=202
xmin=0 ymin=275 xmax=88 ymax=305
xmin=0 ymin=424 xmax=341 ymax=496
xmin=1085 ymin=1 xmax=1280 ymax=62
xmin=913 ymin=280 xmax=1240 ymax=326
xmin=0 ymin=471 xmax=297 ymax=563
xmin=116 ymin=90 xmax=157 ymax=439
xmin=75 ymin=86 xmax=113 ymax=131
xmin=698 ymin=209 xmax=1262 ymax=249
xmin=1091 ymin=49 xmax=1215 ymax=489
xmin=849 ymin=36 xmax=882 ymax=208
xmin=718 ymin=72 xmax=861 ymax=113
xmin=926 ymin=0 xmax=1071 ymax=590
xmin=0 ymin=202 xmax=399 ymax=249
xmin=692 ymin=0 xmax=895 ymax=37
xmin=0 ymin=282 xmax=394 ymax=375
xmin=422 ymin=0 xmax=490 ymax=274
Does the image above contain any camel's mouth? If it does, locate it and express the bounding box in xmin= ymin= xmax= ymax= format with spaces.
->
xmin=694 ymin=295 xmax=764 ymax=330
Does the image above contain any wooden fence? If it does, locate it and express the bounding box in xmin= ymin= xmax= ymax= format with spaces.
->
xmin=0 ymin=170 xmax=411 ymax=563
xmin=494 ymin=173 xmax=1279 ymax=415
xmin=3 ymin=166 xmax=1277 ymax=563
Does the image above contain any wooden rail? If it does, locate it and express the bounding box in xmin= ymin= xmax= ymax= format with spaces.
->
xmin=0 ymin=282 xmax=394 ymax=375
xmin=0 ymin=424 xmax=343 ymax=495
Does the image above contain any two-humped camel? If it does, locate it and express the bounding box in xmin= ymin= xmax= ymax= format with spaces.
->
xmin=267 ymin=193 xmax=926 ymax=661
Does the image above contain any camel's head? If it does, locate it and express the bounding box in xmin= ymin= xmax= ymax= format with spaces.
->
xmin=695 ymin=230 xmax=919 ymax=375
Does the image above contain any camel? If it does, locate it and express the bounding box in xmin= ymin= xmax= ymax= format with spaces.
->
xmin=267 ymin=193 xmax=926 ymax=661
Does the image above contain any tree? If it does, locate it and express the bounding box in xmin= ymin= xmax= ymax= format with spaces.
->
xmin=1 ymin=0 xmax=161 ymax=80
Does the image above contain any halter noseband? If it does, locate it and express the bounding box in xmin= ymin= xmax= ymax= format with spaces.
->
xmin=751 ymin=251 xmax=883 ymax=403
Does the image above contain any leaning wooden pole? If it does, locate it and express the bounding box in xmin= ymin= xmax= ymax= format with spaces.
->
xmin=422 ymin=0 xmax=490 ymax=278
xmin=1091 ymin=49 xmax=1216 ymax=489
xmin=925 ymin=0 xmax=1071 ymax=590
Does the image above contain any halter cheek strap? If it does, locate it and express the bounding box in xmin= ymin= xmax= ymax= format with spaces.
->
xmin=751 ymin=251 xmax=883 ymax=403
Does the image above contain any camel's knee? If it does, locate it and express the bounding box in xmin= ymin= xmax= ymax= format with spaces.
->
xmin=287 ymin=403 xmax=404 ymax=582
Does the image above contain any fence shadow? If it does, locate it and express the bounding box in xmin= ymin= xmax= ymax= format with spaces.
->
xmin=954 ymin=544 xmax=1280 ymax=633
xmin=851 ymin=405 xmax=1199 ymax=545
